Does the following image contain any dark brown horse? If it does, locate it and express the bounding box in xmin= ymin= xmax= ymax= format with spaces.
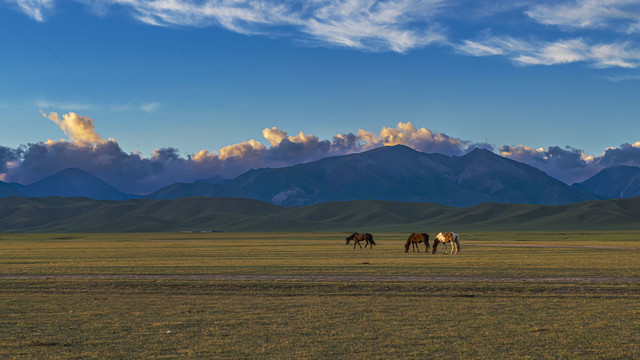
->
xmin=346 ymin=232 xmax=376 ymax=249
xmin=405 ymin=233 xmax=429 ymax=253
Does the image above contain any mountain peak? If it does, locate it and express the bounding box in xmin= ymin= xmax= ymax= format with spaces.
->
xmin=574 ymin=165 xmax=640 ymax=198
xmin=464 ymin=147 xmax=497 ymax=157
xmin=23 ymin=168 xmax=128 ymax=200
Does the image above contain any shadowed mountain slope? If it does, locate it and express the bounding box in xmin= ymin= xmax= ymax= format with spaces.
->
xmin=151 ymin=145 xmax=600 ymax=206
xmin=1 ymin=196 xmax=639 ymax=233
xmin=574 ymin=166 xmax=640 ymax=198
xmin=21 ymin=168 xmax=129 ymax=200
xmin=0 ymin=181 xmax=24 ymax=197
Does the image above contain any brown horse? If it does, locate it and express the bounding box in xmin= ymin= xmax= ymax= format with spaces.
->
xmin=432 ymin=232 xmax=460 ymax=255
xmin=346 ymin=232 xmax=376 ymax=249
xmin=405 ymin=233 xmax=429 ymax=253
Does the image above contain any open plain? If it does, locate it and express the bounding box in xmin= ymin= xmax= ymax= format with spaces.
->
xmin=1 ymin=231 xmax=639 ymax=359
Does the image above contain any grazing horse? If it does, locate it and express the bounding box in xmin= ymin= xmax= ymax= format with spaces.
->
xmin=405 ymin=233 xmax=430 ymax=253
xmin=432 ymin=232 xmax=460 ymax=255
xmin=346 ymin=232 xmax=376 ymax=249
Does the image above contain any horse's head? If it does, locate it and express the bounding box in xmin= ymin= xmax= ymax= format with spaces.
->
xmin=404 ymin=242 xmax=410 ymax=252
xmin=346 ymin=233 xmax=356 ymax=245
xmin=431 ymin=240 xmax=438 ymax=254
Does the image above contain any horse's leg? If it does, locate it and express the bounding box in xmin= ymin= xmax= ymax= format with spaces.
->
xmin=358 ymin=240 xmax=363 ymax=249
xmin=443 ymin=242 xmax=448 ymax=255
xmin=353 ymin=241 xmax=357 ymax=249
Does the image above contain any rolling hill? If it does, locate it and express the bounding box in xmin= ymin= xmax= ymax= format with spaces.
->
xmin=1 ymin=195 xmax=639 ymax=233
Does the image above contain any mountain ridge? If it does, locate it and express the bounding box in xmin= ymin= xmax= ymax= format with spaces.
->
xmin=150 ymin=145 xmax=600 ymax=206
xmin=3 ymin=147 xmax=640 ymax=207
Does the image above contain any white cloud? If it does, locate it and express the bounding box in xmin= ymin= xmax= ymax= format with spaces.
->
xmin=526 ymin=0 xmax=640 ymax=33
xmin=458 ymin=35 xmax=640 ymax=68
xmin=35 ymin=99 xmax=95 ymax=111
xmin=6 ymin=1 xmax=640 ymax=73
xmin=12 ymin=0 xmax=447 ymax=53
xmin=5 ymin=0 xmax=54 ymax=21
xmin=601 ymin=74 xmax=640 ymax=81
xmin=139 ymin=102 xmax=161 ymax=113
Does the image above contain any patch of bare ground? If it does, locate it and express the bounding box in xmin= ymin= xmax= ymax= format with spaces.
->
xmin=466 ymin=243 xmax=640 ymax=250
xmin=1 ymin=274 xmax=638 ymax=283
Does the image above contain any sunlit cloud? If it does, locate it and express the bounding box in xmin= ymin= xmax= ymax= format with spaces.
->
xmin=42 ymin=111 xmax=109 ymax=145
xmin=499 ymin=143 xmax=640 ymax=184
xmin=0 ymin=113 xmax=483 ymax=193
xmin=2 ymin=112 xmax=640 ymax=192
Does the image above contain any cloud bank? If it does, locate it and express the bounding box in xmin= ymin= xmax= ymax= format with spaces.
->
xmin=2 ymin=112 xmax=640 ymax=192
xmin=6 ymin=0 xmax=640 ymax=68
xmin=0 ymin=112 xmax=484 ymax=193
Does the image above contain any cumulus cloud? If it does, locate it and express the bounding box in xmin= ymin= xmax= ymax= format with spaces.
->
xmin=0 ymin=146 xmax=22 ymax=177
xmin=43 ymin=111 xmax=108 ymax=145
xmin=376 ymin=122 xmax=470 ymax=155
xmin=3 ymin=112 xmax=640 ymax=192
xmin=1 ymin=113 xmax=483 ymax=193
xmin=500 ymin=142 xmax=640 ymax=184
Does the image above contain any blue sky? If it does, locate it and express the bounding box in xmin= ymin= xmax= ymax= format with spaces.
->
xmin=2 ymin=0 xmax=640 ymax=193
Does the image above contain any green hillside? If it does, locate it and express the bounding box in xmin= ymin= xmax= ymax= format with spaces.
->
xmin=1 ymin=196 xmax=639 ymax=233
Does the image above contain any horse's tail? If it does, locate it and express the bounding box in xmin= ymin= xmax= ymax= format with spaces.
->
xmin=368 ymin=233 xmax=376 ymax=245
xmin=454 ymin=233 xmax=460 ymax=252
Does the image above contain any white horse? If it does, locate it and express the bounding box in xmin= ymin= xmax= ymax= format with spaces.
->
xmin=433 ymin=232 xmax=460 ymax=255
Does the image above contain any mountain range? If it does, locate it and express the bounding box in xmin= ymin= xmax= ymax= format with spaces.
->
xmin=149 ymin=146 xmax=602 ymax=206
xmin=2 ymin=145 xmax=640 ymax=206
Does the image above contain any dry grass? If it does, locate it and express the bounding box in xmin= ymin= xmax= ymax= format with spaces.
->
xmin=0 ymin=232 xmax=639 ymax=359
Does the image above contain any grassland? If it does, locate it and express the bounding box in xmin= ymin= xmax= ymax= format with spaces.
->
xmin=1 ymin=232 xmax=639 ymax=359
xmin=3 ymin=196 xmax=640 ymax=233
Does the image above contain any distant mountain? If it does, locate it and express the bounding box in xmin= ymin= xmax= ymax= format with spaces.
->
xmin=0 ymin=181 xmax=24 ymax=197
xmin=446 ymin=148 xmax=600 ymax=205
xmin=22 ymin=168 xmax=129 ymax=200
xmin=151 ymin=145 xmax=600 ymax=206
xmin=574 ymin=166 xmax=640 ymax=199
xmin=1 ymin=196 xmax=639 ymax=232
xmin=196 ymin=175 xmax=226 ymax=184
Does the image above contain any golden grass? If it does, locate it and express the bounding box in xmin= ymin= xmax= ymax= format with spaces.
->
xmin=0 ymin=232 xmax=639 ymax=359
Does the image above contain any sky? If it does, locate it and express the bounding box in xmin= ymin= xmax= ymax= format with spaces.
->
xmin=1 ymin=0 xmax=640 ymax=194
